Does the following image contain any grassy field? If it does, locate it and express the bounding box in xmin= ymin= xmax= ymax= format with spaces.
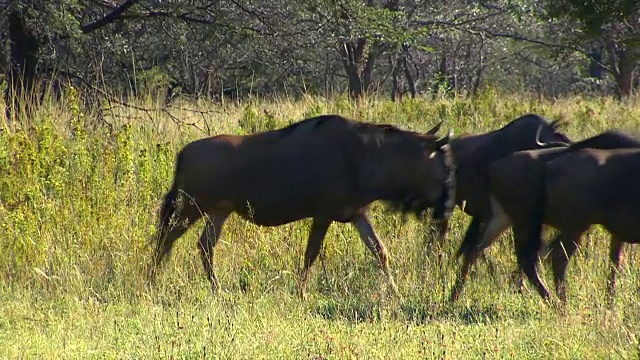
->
xmin=1 ymin=88 xmax=640 ymax=358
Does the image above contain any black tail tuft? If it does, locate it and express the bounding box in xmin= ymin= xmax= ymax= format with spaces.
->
xmin=159 ymin=186 xmax=177 ymax=232
xmin=157 ymin=151 xmax=185 ymax=237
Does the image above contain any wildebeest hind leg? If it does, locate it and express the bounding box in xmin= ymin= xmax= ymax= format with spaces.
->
xmin=606 ymin=236 xmax=623 ymax=307
xmin=352 ymin=214 xmax=399 ymax=296
xmin=198 ymin=213 xmax=229 ymax=293
xmin=550 ymin=228 xmax=585 ymax=303
xmin=297 ymin=218 xmax=331 ymax=299
xmin=513 ymin=225 xmax=550 ymax=301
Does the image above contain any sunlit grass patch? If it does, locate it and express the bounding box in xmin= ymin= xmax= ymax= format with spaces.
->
xmin=1 ymin=88 xmax=639 ymax=358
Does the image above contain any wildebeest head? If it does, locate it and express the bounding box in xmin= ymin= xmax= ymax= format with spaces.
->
xmin=517 ymin=114 xmax=572 ymax=148
xmin=485 ymin=114 xmax=571 ymax=151
xmin=385 ymin=124 xmax=456 ymax=220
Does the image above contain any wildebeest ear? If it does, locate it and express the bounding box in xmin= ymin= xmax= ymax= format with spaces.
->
xmin=550 ymin=119 xmax=568 ymax=130
xmin=435 ymin=129 xmax=453 ymax=149
xmin=426 ymin=121 xmax=443 ymax=135
xmin=428 ymin=130 xmax=453 ymax=158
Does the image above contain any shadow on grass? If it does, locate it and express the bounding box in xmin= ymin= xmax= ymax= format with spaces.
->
xmin=311 ymin=296 xmax=535 ymax=325
xmin=312 ymin=298 xmax=383 ymax=323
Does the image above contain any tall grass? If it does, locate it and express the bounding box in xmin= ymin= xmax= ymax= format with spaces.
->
xmin=1 ymin=85 xmax=639 ymax=358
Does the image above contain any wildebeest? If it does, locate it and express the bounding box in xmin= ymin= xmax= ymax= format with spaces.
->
xmin=429 ymin=114 xmax=571 ymax=245
xmin=531 ymin=146 xmax=640 ymax=303
xmin=148 ymin=114 xmax=455 ymax=297
xmin=453 ymin=130 xmax=640 ymax=302
xmin=417 ymin=114 xmax=571 ymax=293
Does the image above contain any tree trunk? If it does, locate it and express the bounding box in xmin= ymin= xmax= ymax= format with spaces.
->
xmin=339 ymin=41 xmax=365 ymax=99
xmin=338 ymin=38 xmax=385 ymax=100
xmin=5 ymin=11 xmax=39 ymax=123
xmin=614 ymin=55 xmax=635 ymax=98
xmin=361 ymin=40 xmax=383 ymax=93
xmin=389 ymin=54 xmax=400 ymax=101
xmin=472 ymin=35 xmax=486 ymax=97
xmin=606 ymin=37 xmax=638 ymax=98
xmin=402 ymin=46 xmax=416 ymax=99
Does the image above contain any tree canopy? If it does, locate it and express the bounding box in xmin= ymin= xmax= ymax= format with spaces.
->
xmin=1 ymin=0 xmax=638 ymax=117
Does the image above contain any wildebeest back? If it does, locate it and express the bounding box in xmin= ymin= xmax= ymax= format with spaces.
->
xmin=171 ymin=115 xmax=445 ymax=225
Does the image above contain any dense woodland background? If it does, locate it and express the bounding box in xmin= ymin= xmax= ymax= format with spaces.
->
xmin=0 ymin=0 xmax=638 ymax=119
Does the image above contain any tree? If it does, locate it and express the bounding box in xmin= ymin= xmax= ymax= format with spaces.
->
xmin=544 ymin=0 xmax=639 ymax=97
xmin=2 ymin=0 xmax=141 ymax=121
xmin=2 ymin=0 xmax=632 ymax=110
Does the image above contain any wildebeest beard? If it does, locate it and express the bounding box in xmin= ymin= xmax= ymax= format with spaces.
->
xmin=384 ymin=143 xmax=457 ymax=222
xmin=384 ymin=185 xmax=451 ymax=221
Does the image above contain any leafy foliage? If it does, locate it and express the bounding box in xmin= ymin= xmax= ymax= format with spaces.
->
xmin=0 ymin=0 xmax=638 ymax=112
xmin=546 ymin=0 xmax=638 ymax=35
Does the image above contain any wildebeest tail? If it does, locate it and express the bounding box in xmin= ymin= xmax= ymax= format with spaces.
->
xmin=157 ymin=153 xmax=185 ymax=236
xmin=159 ymin=185 xmax=177 ymax=231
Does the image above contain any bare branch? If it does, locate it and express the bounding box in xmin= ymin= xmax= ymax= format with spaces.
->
xmin=81 ymin=0 xmax=141 ymax=33
xmin=120 ymin=11 xmax=217 ymax=25
xmin=477 ymin=27 xmax=616 ymax=75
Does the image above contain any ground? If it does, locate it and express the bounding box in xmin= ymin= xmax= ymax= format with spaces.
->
xmin=0 ymin=91 xmax=639 ymax=358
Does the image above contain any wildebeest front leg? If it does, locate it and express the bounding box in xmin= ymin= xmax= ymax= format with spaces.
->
xmin=298 ymin=218 xmax=332 ymax=299
xmin=606 ymin=237 xmax=624 ymax=306
xmin=198 ymin=213 xmax=229 ymax=292
xmin=450 ymin=204 xmax=511 ymax=302
xmin=352 ymin=214 xmax=399 ymax=295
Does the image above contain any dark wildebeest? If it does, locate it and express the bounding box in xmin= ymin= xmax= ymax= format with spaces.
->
xmin=453 ymin=130 xmax=640 ymax=303
xmin=421 ymin=114 xmax=570 ymax=289
xmin=148 ymin=114 xmax=455 ymax=297
xmin=541 ymin=147 xmax=640 ymax=303
xmin=430 ymin=114 xmax=571 ymax=241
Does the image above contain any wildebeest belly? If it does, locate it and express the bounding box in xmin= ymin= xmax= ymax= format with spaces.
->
xmin=227 ymin=174 xmax=361 ymax=225
xmin=185 ymin=142 xmax=364 ymax=226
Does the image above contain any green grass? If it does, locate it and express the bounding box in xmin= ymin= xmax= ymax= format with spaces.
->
xmin=1 ymin=88 xmax=640 ymax=358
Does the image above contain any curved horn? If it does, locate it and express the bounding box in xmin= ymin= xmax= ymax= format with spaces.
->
xmin=535 ymin=124 xmax=545 ymax=147
xmin=535 ymin=124 xmax=570 ymax=148
xmin=436 ymin=129 xmax=453 ymax=149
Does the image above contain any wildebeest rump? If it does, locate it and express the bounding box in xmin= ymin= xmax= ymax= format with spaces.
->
xmin=148 ymin=114 xmax=455 ymax=297
xmin=455 ymin=130 xmax=640 ymax=302
xmin=530 ymin=146 xmax=640 ymax=303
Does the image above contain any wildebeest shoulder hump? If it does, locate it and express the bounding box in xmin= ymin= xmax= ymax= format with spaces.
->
xmin=276 ymin=114 xmax=349 ymax=137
